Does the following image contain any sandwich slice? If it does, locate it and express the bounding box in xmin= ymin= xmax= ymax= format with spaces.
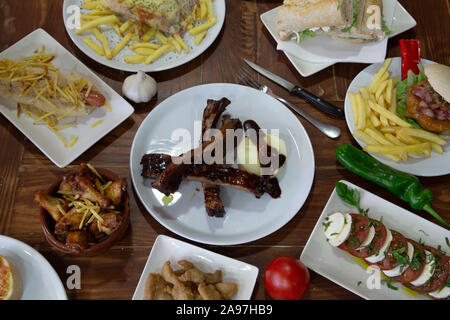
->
xmin=277 ymin=0 xmax=388 ymax=43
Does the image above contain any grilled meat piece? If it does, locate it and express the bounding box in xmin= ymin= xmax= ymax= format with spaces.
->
xmin=65 ymin=230 xmax=89 ymax=250
xmin=70 ymin=174 xmax=111 ymax=209
xmin=141 ymin=153 xmax=281 ymax=199
xmin=200 ymin=98 xmax=230 ymax=217
xmin=54 ymin=207 xmax=84 ymax=236
xmin=104 ymin=179 xmax=127 ymax=207
xmin=34 ymin=191 xmax=67 ymax=222
xmin=151 ymin=114 xmax=241 ymax=195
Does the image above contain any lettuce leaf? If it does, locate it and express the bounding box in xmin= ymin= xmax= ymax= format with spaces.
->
xmin=295 ymin=29 xmax=315 ymax=43
xmin=396 ymin=64 xmax=426 ymax=128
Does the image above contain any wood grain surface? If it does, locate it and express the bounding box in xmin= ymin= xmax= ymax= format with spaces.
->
xmin=0 ymin=0 xmax=449 ymax=300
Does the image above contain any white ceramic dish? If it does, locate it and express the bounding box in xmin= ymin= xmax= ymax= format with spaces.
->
xmin=261 ymin=1 xmax=416 ymax=77
xmin=344 ymin=57 xmax=449 ymax=177
xmin=132 ymin=235 xmax=259 ymax=300
xmin=0 ymin=235 xmax=67 ymax=300
xmin=0 ymin=28 xmax=134 ymax=168
xmin=300 ymin=180 xmax=450 ymax=300
xmin=62 ymin=0 xmax=226 ymax=72
xmin=130 ymin=83 xmax=315 ymax=245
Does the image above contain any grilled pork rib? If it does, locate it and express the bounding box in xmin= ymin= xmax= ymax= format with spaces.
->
xmin=141 ymin=153 xmax=282 ymax=199
xmin=201 ymin=98 xmax=229 ymax=217
xmin=151 ymin=101 xmax=241 ymax=195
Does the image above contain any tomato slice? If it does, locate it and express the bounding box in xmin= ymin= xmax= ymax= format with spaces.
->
xmin=264 ymin=256 xmax=310 ymax=300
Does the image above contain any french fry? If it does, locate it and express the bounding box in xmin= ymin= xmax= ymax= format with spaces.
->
xmin=130 ymin=42 xmax=161 ymax=50
xmin=76 ymin=15 xmax=119 ymax=34
xmin=354 ymin=129 xmax=379 ymax=145
xmin=119 ymin=20 xmax=132 ymax=34
xmin=384 ymin=133 xmax=406 ymax=146
xmin=174 ymin=34 xmax=189 ymax=53
xmin=367 ymin=101 xmax=413 ymax=128
xmin=194 ymin=31 xmax=207 ymax=45
xmin=397 ymin=128 xmax=447 ymax=145
xmin=364 ymin=144 xmax=431 ymax=157
xmin=200 ymin=0 xmax=208 ymax=19
xmin=145 ymin=44 xmax=171 ymax=64
xmin=111 ymin=32 xmax=134 ymax=57
xmin=134 ymin=47 xmax=155 ymax=56
xmin=82 ymin=38 xmax=104 ymax=56
xmin=92 ymin=28 xmax=112 ymax=59
xmin=356 ymin=93 xmax=366 ymax=130
xmin=124 ymin=55 xmax=147 ymax=64
xmin=348 ymin=92 xmax=359 ymax=127
xmin=206 ymin=0 xmax=214 ymax=19
xmin=169 ymin=37 xmax=182 ymax=53
xmin=189 ymin=16 xmax=217 ymax=35
xmin=141 ymin=27 xmax=157 ymax=42
xmin=364 ymin=128 xmax=394 ymax=146
xmin=431 ymin=143 xmax=444 ymax=154
xmin=369 ymin=113 xmax=381 ymax=127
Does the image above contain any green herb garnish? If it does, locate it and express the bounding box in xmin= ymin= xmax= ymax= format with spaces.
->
xmin=335 ymin=182 xmax=369 ymax=216
xmin=295 ymin=29 xmax=315 ymax=43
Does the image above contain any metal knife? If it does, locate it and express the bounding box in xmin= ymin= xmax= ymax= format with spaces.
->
xmin=244 ymin=59 xmax=345 ymax=118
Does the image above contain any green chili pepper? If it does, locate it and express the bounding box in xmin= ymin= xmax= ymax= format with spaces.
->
xmin=335 ymin=144 xmax=450 ymax=229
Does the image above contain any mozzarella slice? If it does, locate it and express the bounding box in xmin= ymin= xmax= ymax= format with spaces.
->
xmin=429 ymin=262 xmax=450 ymax=299
xmin=357 ymin=226 xmax=375 ymax=250
xmin=323 ymin=212 xmax=345 ymax=239
xmin=327 ymin=213 xmax=352 ymax=247
xmin=365 ymin=229 xmax=393 ymax=264
xmin=383 ymin=241 xmax=414 ymax=278
xmin=410 ymin=250 xmax=436 ymax=287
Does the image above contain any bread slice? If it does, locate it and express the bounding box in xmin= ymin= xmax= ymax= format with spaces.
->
xmin=425 ymin=64 xmax=450 ymax=104
xmin=277 ymin=0 xmax=352 ymax=40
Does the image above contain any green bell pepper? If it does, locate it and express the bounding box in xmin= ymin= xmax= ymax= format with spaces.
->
xmin=335 ymin=144 xmax=449 ymax=229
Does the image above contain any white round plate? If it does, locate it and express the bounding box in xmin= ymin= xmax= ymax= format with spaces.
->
xmin=0 ymin=235 xmax=67 ymax=300
xmin=130 ymin=83 xmax=315 ymax=245
xmin=62 ymin=0 xmax=225 ymax=72
xmin=345 ymin=57 xmax=450 ymax=177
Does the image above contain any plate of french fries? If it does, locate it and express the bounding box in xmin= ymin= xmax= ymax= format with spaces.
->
xmin=0 ymin=28 xmax=134 ymax=168
xmin=62 ymin=0 xmax=225 ymax=72
xmin=344 ymin=57 xmax=450 ymax=177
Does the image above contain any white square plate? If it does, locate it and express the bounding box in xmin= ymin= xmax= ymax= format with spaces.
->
xmin=132 ymin=235 xmax=259 ymax=300
xmin=261 ymin=1 xmax=417 ymax=76
xmin=300 ymin=180 xmax=450 ymax=300
xmin=0 ymin=28 xmax=134 ymax=167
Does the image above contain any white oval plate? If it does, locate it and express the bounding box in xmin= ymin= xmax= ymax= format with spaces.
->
xmin=130 ymin=83 xmax=315 ymax=245
xmin=132 ymin=235 xmax=259 ymax=300
xmin=0 ymin=235 xmax=67 ymax=300
xmin=62 ymin=0 xmax=226 ymax=72
xmin=344 ymin=57 xmax=450 ymax=177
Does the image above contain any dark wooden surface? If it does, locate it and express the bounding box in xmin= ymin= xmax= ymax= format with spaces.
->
xmin=0 ymin=0 xmax=449 ymax=300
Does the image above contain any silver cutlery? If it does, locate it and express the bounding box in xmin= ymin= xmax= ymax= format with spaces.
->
xmin=237 ymin=68 xmax=341 ymax=139
xmin=244 ymin=59 xmax=345 ymax=118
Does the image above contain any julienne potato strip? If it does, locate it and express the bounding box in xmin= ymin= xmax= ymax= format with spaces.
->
xmin=76 ymin=0 xmax=217 ymax=64
xmin=349 ymin=58 xmax=448 ymax=162
xmin=0 ymin=46 xmax=110 ymax=148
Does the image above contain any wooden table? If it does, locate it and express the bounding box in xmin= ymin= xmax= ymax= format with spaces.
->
xmin=0 ymin=0 xmax=449 ymax=300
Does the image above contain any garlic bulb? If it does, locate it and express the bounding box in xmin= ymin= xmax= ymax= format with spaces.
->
xmin=122 ymin=71 xmax=157 ymax=103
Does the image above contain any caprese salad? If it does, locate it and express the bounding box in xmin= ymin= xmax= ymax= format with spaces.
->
xmin=323 ymin=212 xmax=450 ymax=299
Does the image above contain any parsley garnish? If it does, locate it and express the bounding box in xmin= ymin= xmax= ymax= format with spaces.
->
xmin=335 ymin=182 xmax=369 ymax=216
xmin=381 ymin=279 xmax=398 ymax=291
xmin=323 ymin=221 xmax=332 ymax=232
xmin=295 ymin=29 xmax=315 ymax=43
xmin=446 ymin=237 xmax=450 ymax=247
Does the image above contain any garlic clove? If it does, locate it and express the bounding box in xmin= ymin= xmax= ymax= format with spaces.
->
xmin=122 ymin=71 xmax=157 ymax=103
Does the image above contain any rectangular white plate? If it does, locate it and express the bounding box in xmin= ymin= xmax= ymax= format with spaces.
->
xmin=300 ymin=180 xmax=450 ymax=300
xmin=261 ymin=1 xmax=417 ymax=76
xmin=132 ymin=235 xmax=259 ymax=300
xmin=0 ymin=28 xmax=134 ymax=167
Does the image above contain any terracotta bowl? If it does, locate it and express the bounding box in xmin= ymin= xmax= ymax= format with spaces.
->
xmin=39 ymin=168 xmax=130 ymax=257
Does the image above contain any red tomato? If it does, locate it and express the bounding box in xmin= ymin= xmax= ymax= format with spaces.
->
xmin=264 ymin=256 xmax=310 ymax=300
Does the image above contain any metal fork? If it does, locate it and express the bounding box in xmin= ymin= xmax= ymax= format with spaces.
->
xmin=237 ymin=68 xmax=341 ymax=139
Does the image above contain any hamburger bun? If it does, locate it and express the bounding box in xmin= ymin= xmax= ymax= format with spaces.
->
xmin=424 ymin=63 xmax=450 ymax=104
